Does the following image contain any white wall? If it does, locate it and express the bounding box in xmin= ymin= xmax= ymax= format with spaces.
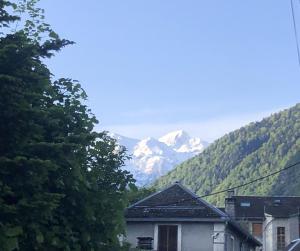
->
xmin=126 ymin=221 xmax=215 ymax=251
xmin=263 ymin=215 xmax=299 ymax=251
xmin=126 ymin=222 xmax=155 ymax=249
xmin=213 ymin=223 xmax=225 ymax=251
xmin=181 ymin=222 xmax=214 ymax=251
xmin=126 ymin=221 xmax=257 ymax=251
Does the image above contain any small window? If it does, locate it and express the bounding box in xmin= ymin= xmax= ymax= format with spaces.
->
xmin=277 ymin=227 xmax=285 ymax=251
xmin=240 ymin=202 xmax=251 ymax=207
xmin=273 ymin=199 xmax=281 ymax=206
xmin=137 ymin=237 xmax=153 ymax=250
xmin=252 ymin=223 xmax=262 ymax=237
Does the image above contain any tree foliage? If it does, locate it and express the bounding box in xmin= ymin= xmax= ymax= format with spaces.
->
xmin=0 ymin=1 xmax=133 ymax=250
xmin=154 ymin=104 xmax=300 ymax=206
xmin=126 ymin=186 xmax=156 ymax=205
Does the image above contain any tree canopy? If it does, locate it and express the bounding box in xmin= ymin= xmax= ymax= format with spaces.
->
xmin=0 ymin=1 xmax=133 ymax=250
xmin=154 ymin=104 xmax=300 ymax=206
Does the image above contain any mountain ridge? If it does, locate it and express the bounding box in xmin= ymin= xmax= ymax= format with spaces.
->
xmin=153 ymin=104 xmax=300 ymax=205
xmin=110 ymin=130 xmax=208 ymax=186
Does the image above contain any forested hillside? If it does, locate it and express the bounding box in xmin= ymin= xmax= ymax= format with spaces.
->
xmin=154 ymin=104 xmax=300 ymax=205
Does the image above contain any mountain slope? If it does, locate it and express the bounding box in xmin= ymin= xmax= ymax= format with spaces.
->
xmin=154 ymin=104 xmax=300 ymax=205
xmin=111 ymin=130 xmax=208 ymax=186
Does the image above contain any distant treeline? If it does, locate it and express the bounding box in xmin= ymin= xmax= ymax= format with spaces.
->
xmin=154 ymin=104 xmax=300 ymax=205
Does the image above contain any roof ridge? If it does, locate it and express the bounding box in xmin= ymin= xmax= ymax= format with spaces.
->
xmin=176 ymin=182 xmax=227 ymax=218
xmin=234 ymin=195 xmax=300 ymax=198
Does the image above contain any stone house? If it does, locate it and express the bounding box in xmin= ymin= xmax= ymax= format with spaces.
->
xmin=225 ymin=194 xmax=300 ymax=251
xmin=125 ymin=182 xmax=261 ymax=251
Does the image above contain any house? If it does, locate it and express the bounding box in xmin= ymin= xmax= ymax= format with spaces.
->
xmin=225 ymin=194 xmax=300 ymax=251
xmin=125 ymin=182 xmax=261 ymax=251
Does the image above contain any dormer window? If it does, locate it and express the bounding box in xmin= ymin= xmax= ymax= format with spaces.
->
xmin=274 ymin=199 xmax=281 ymax=206
xmin=240 ymin=202 xmax=251 ymax=207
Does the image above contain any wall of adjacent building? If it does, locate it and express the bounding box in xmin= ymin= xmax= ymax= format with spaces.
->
xmin=225 ymin=225 xmax=257 ymax=251
xmin=263 ymin=215 xmax=299 ymax=251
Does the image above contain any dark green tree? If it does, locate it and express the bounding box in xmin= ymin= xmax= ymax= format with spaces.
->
xmin=154 ymin=103 xmax=300 ymax=206
xmin=127 ymin=186 xmax=156 ymax=205
xmin=0 ymin=1 xmax=133 ymax=250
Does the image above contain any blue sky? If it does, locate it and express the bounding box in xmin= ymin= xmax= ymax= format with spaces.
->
xmin=40 ymin=0 xmax=300 ymax=141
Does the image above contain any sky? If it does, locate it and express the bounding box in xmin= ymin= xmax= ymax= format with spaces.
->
xmin=39 ymin=0 xmax=300 ymax=141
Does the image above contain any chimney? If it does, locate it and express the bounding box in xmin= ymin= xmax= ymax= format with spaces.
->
xmin=225 ymin=189 xmax=236 ymax=218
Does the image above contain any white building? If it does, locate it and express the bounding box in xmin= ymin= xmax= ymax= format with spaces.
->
xmin=125 ymin=183 xmax=261 ymax=251
xmin=225 ymin=194 xmax=300 ymax=251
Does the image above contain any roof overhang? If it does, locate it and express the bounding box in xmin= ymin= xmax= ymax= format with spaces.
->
xmin=126 ymin=217 xmax=226 ymax=222
xmin=227 ymin=220 xmax=262 ymax=247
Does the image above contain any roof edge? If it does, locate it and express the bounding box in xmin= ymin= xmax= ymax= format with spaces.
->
xmin=233 ymin=195 xmax=300 ymax=198
xmin=127 ymin=182 xmax=228 ymax=219
xmin=176 ymin=183 xmax=228 ymax=218
xmin=227 ymin=220 xmax=262 ymax=247
xmin=127 ymin=183 xmax=179 ymax=209
xmin=126 ymin=217 xmax=226 ymax=222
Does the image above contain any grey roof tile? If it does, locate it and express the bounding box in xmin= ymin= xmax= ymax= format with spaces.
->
xmin=232 ymin=196 xmax=300 ymax=219
xmin=126 ymin=183 xmax=225 ymax=219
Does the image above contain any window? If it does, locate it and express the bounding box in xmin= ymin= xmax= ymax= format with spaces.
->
xmin=137 ymin=237 xmax=153 ymax=250
xmin=240 ymin=202 xmax=251 ymax=207
xmin=252 ymin=223 xmax=262 ymax=237
xmin=277 ymin=227 xmax=285 ymax=251
xmin=158 ymin=225 xmax=178 ymax=251
xmin=273 ymin=199 xmax=281 ymax=206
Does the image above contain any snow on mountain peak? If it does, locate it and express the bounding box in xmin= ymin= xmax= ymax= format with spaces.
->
xmin=159 ymin=130 xmax=189 ymax=148
xmin=111 ymin=130 xmax=209 ymax=186
xmin=133 ymin=137 xmax=176 ymax=157
xmin=159 ymin=130 xmax=207 ymax=153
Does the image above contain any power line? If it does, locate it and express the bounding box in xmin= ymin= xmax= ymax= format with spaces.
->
xmin=200 ymin=159 xmax=300 ymax=198
xmin=143 ymin=160 xmax=300 ymax=207
xmin=291 ymin=0 xmax=300 ymax=67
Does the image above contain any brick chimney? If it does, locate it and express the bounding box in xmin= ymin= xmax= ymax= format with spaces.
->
xmin=225 ymin=189 xmax=236 ymax=218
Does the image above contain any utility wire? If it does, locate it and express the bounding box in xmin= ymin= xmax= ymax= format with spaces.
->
xmin=200 ymin=160 xmax=300 ymax=198
xmin=291 ymin=0 xmax=300 ymax=67
xmin=140 ymin=160 xmax=300 ymax=208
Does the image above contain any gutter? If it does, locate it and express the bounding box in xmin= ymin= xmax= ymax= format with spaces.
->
xmin=226 ymin=219 xmax=262 ymax=247
xmin=126 ymin=217 xmax=226 ymax=222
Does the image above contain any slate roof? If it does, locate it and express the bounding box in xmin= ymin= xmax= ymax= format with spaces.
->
xmin=232 ymin=196 xmax=300 ymax=219
xmin=284 ymin=239 xmax=300 ymax=251
xmin=125 ymin=182 xmax=226 ymax=220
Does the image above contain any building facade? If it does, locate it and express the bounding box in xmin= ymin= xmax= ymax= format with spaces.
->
xmin=225 ymin=194 xmax=300 ymax=251
xmin=125 ymin=183 xmax=261 ymax=251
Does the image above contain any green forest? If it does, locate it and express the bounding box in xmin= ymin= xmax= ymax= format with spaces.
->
xmin=154 ymin=104 xmax=300 ymax=206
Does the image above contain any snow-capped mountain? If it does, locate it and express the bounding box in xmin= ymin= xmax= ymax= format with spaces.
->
xmin=111 ymin=130 xmax=209 ymax=186
xmin=159 ymin=130 xmax=206 ymax=153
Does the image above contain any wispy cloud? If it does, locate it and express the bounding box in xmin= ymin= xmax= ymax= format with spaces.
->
xmin=99 ymin=106 xmax=289 ymax=142
xmin=120 ymin=108 xmax=172 ymax=118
